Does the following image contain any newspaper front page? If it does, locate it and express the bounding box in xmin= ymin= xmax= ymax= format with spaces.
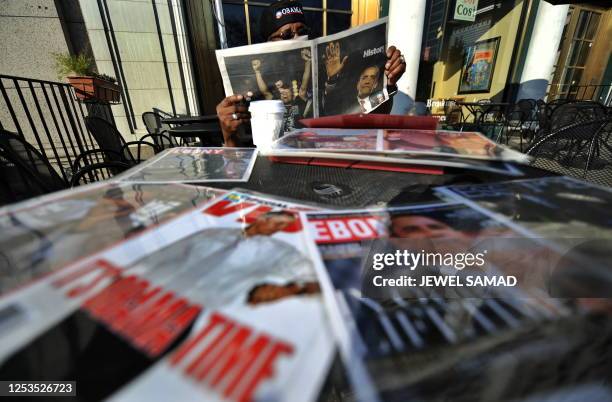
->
xmin=216 ymin=18 xmax=389 ymax=130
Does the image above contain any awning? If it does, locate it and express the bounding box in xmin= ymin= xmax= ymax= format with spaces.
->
xmin=543 ymin=0 xmax=611 ymax=8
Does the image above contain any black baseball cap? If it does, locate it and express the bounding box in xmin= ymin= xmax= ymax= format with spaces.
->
xmin=259 ymin=1 xmax=306 ymax=41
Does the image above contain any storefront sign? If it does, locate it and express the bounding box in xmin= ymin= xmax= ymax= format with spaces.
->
xmin=454 ymin=0 xmax=479 ymax=22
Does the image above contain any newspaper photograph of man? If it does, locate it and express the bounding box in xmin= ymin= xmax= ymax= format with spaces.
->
xmin=318 ymin=19 xmax=393 ymax=116
xmin=221 ymin=43 xmax=314 ymax=134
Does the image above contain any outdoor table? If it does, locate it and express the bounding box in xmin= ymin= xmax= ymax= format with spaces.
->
xmin=455 ymin=101 xmax=510 ymax=124
xmin=208 ymin=155 xmax=554 ymax=207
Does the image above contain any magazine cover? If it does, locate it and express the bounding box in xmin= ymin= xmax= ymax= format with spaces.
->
xmin=216 ymin=18 xmax=389 ymax=124
xmin=436 ymin=176 xmax=612 ymax=275
xmin=117 ymin=148 xmax=258 ymax=184
xmin=0 ymin=182 xmax=224 ymax=294
xmin=301 ymin=203 xmax=588 ymax=401
xmin=0 ymin=192 xmax=333 ymax=402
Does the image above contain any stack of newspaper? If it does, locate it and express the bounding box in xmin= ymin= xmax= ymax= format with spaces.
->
xmin=0 ymin=176 xmax=610 ymax=401
xmin=265 ymin=128 xmax=530 ymax=176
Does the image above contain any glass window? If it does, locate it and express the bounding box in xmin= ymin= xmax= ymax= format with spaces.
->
xmin=222 ymin=0 xmax=352 ymax=47
xmin=584 ymin=12 xmax=600 ymax=40
xmin=329 ymin=0 xmax=351 ymax=10
xmin=576 ymin=41 xmax=591 ymax=67
xmin=222 ymin=3 xmax=248 ymax=48
xmin=304 ymin=10 xmax=324 ymax=39
xmin=568 ymin=41 xmax=582 ymax=66
xmin=328 ymin=12 xmax=351 ymax=35
xmin=574 ymin=10 xmax=589 ymax=39
xmin=248 ymin=5 xmax=266 ymax=43
xmin=301 ymin=0 xmax=323 ymax=7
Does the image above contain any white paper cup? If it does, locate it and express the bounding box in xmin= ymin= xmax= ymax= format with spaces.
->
xmin=249 ymin=100 xmax=285 ymax=149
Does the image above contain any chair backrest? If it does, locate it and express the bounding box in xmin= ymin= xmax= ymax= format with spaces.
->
xmin=516 ymin=99 xmax=537 ymax=120
xmin=549 ymin=101 xmax=608 ymax=131
xmin=526 ymin=118 xmax=611 ymax=156
xmin=85 ymin=116 xmax=128 ymax=160
xmin=152 ymin=107 xmax=174 ymax=119
xmin=141 ymin=111 xmax=175 ymax=149
xmin=526 ymin=117 xmax=611 ymax=183
xmin=0 ymin=130 xmax=67 ymax=204
xmin=142 ymin=111 xmax=162 ymax=135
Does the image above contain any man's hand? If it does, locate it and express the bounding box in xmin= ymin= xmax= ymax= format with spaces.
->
xmin=251 ymin=59 xmax=261 ymax=72
xmin=301 ymin=48 xmax=311 ymax=62
xmin=385 ymin=46 xmax=406 ymax=87
xmin=216 ymin=94 xmax=250 ymax=147
xmin=324 ymin=42 xmax=348 ymax=79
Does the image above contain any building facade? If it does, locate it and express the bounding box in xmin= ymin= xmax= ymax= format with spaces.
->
xmin=1 ymin=0 xmax=610 ymax=144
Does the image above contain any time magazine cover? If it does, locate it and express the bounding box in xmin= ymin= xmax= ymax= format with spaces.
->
xmin=0 ymin=182 xmax=224 ymax=294
xmin=216 ymin=18 xmax=389 ymax=129
xmin=117 ymin=148 xmax=258 ymax=184
xmin=0 ymin=191 xmax=333 ymax=402
xmin=299 ymin=203 xmax=599 ymax=402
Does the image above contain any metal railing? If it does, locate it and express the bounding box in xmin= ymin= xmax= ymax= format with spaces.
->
xmin=546 ymin=83 xmax=612 ymax=106
xmin=0 ymin=74 xmax=113 ymax=182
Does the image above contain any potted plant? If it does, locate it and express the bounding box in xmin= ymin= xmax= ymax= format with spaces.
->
xmin=53 ymin=53 xmax=121 ymax=103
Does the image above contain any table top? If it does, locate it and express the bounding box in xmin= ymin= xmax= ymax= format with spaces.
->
xmin=208 ymin=155 xmax=554 ymax=207
xmin=168 ymin=122 xmax=221 ymax=136
xmin=161 ymin=115 xmax=218 ymax=125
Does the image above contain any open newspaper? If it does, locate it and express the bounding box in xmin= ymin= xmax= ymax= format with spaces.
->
xmin=0 ymin=182 xmax=224 ymax=294
xmin=300 ymin=202 xmax=610 ymax=401
xmin=0 ymin=191 xmax=333 ymax=402
xmin=216 ymin=18 xmax=389 ymax=131
xmin=117 ymin=148 xmax=258 ymax=184
xmin=265 ymin=128 xmax=528 ymax=175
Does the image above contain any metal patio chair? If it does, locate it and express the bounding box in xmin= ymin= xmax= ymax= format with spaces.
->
xmin=142 ymin=111 xmax=178 ymax=149
xmin=84 ymin=116 xmax=166 ymax=165
xmin=526 ymin=117 xmax=612 ymax=182
xmin=0 ymin=130 xmax=68 ymax=205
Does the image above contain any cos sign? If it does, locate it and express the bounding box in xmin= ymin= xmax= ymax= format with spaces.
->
xmin=454 ymin=0 xmax=478 ymax=22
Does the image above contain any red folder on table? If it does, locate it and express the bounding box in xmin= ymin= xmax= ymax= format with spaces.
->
xmin=268 ymin=155 xmax=444 ymax=175
xmin=299 ymin=114 xmax=438 ymax=130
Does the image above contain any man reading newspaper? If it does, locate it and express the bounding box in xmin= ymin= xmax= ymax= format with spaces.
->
xmin=216 ymin=0 xmax=406 ymax=147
